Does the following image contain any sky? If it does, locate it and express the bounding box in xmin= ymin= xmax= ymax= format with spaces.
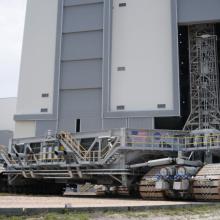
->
xmin=0 ymin=0 xmax=27 ymax=98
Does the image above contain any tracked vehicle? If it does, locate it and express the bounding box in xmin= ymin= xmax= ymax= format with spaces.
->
xmin=1 ymin=23 xmax=220 ymax=201
xmin=1 ymin=127 xmax=220 ymax=201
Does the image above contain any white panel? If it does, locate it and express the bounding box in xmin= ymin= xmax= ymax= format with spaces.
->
xmin=14 ymin=121 xmax=36 ymax=138
xmin=110 ymin=0 xmax=175 ymax=112
xmin=16 ymin=0 xmax=59 ymax=115
xmin=0 ymin=98 xmax=16 ymax=131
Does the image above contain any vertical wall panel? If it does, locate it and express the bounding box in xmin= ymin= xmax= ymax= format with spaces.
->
xmin=16 ymin=0 xmax=58 ymax=115
xmin=103 ymin=118 xmax=127 ymax=129
xmin=178 ymin=0 xmax=220 ymax=23
xmin=62 ymin=31 xmax=103 ymax=61
xmin=129 ymin=118 xmax=154 ymax=129
xmin=58 ymin=2 xmax=104 ymax=133
xmin=63 ymin=3 xmax=103 ymax=32
xmin=110 ymin=0 xmax=175 ymax=112
xmin=61 ymin=59 xmax=102 ymax=89
xmin=36 ymin=121 xmax=57 ymax=137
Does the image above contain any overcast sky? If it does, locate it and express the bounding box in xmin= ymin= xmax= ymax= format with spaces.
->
xmin=0 ymin=0 xmax=27 ymax=98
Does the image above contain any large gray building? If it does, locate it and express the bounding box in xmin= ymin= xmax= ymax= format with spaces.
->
xmin=14 ymin=0 xmax=220 ymax=138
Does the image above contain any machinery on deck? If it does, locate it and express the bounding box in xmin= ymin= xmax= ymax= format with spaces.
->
xmin=1 ymin=23 xmax=220 ymax=201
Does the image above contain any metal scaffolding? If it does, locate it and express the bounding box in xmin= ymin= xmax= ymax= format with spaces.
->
xmin=184 ymin=24 xmax=220 ymax=131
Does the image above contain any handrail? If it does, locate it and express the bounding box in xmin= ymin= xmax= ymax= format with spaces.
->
xmin=58 ymin=131 xmax=87 ymax=158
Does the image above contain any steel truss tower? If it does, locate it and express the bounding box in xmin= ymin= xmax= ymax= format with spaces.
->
xmin=184 ymin=24 xmax=220 ymax=131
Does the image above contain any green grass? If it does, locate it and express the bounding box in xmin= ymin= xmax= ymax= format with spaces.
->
xmin=0 ymin=205 xmax=219 ymax=220
xmin=104 ymin=205 xmax=220 ymax=219
xmin=0 ymin=193 xmax=11 ymax=196
xmin=0 ymin=213 xmax=89 ymax=220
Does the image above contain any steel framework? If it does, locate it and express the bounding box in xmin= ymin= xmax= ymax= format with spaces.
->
xmin=2 ymin=128 xmax=220 ymax=186
xmin=184 ymin=24 xmax=220 ymax=130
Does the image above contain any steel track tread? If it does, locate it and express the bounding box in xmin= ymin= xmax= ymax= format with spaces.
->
xmin=139 ymin=166 xmax=167 ymax=200
xmin=117 ymin=186 xmax=130 ymax=196
xmin=192 ymin=164 xmax=220 ymax=201
xmin=96 ymin=191 xmax=106 ymax=196
xmin=96 ymin=186 xmax=130 ymax=197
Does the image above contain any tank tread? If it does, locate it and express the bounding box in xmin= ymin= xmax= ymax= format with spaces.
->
xmin=96 ymin=190 xmax=106 ymax=196
xmin=194 ymin=194 xmax=220 ymax=201
xmin=192 ymin=164 xmax=220 ymax=201
xmin=139 ymin=166 xmax=166 ymax=200
xmin=96 ymin=186 xmax=130 ymax=197
xmin=117 ymin=186 xmax=130 ymax=196
xmin=196 ymin=164 xmax=220 ymax=175
xmin=139 ymin=185 xmax=162 ymax=192
xmin=193 ymin=187 xmax=219 ymax=194
xmin=140 ymin=192 xmax=165 ymax=199
xmin=193 ymin=180 xmax=220 ymax=187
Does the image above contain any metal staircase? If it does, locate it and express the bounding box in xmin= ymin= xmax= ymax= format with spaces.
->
xmin=58 ymin=131 xmax=117 ymax=163
xmin=0 ymin=145 xmax=16 ymax=167
xmin=58 ymin=131 xmax=87 ymax=161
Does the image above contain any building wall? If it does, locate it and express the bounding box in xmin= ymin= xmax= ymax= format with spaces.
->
xmin=0 ymin=98 xmax=16 ymax=145
xmin=178 ymin=0 xmax=220 ymax=24
xmin=58 ymin=0 xmax=154 ymax=133
xmin=58 ymin=0 xmax=104 ymax=133
xmin=0 ymin=131 xmax=13 ymax=146
xmin=16 ymin=0 xmax=59 ymax=115
xmin=14 ymin=121 xmax=36 ymax=139
xmin=0 ymin=98 xmax=16 ymax=131
xmin=110 ymin=0 xmax=175 ymax=112
xmin=15 ymin=0 xmax=220 ymax=138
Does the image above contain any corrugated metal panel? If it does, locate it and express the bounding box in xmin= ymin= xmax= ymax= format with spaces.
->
xmin=178 ymin=0 xmax=220 ymax=23
xmin=58 ymin=116 xmax=75 ymax=132
xmin=80 ymin=117 xmax=102 ymax=132
xmin=59 ymin=89 xmax=102 ymax=118
xmin=58 ymin=116 xmax=102 ymax=133
xmin=128 ymin=118 xmax=154 ymax=129
xmin=63 ymin=3 xmax=103 ymax=33
xmin=61 ymin=31 xmax=103 ymax=61
xmin=59 ymin=116 xmax=103 ymax=133
xmin=103 ymin=118 xmax=127 ymax=129
xmin=58 ymin=1 xmax=104 ymax=133
xmin=35 ymin=121 xmax=57 ymax=136
xmin=64 ymin=0 xmax=103 ymax=7
xmin=60 ymin=59 xmax=102 ymax=90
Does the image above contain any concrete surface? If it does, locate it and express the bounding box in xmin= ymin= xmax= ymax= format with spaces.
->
xmin=0 ymin=195 xmax=209 ymax=208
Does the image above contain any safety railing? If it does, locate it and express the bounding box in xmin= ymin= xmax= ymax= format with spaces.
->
xmin=23 ymin=150 xmax=103 ymax=165
xmin=59 ymin=131 xmax=90 ymax=158
xmin=20 ymin=152 xmax=65 ymax=165
xmin=125 ymin=129 xmax=220 ymax=151
xmin=7 ymin=129 xmax=220 ymax=168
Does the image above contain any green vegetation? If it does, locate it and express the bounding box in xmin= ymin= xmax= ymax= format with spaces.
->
xmin=0 ymin=205 xmax=219 ymax=220
xmin=0 ymin=212 xmax=89 ymax=220
xmin=105 ymin=205 xmax=216 ymax=218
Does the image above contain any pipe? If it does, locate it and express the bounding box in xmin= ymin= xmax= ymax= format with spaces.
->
xmin=129 ymin=157 xmax=174 ymax=169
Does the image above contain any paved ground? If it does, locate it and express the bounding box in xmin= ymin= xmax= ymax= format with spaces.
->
xmin=0 ymin=195 xmax=219 ymax=220
xmin=0 ymin=195 xmax=206 ymax=208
